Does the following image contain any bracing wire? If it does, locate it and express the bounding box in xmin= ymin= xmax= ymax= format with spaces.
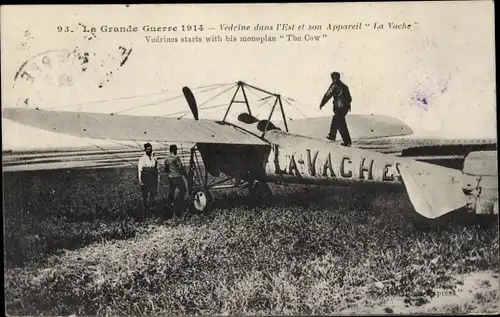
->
xmin=191 ymin=82 xmax=237 ymax=90
xmin=163 ymin=103 xmax=229 ymax=117
xmin=87 ymin=142 xmax=138 ymax=168
xmin=112 ymin=94 xmax=186 ymax=115
xmin=195 ymin=82 xmax=236 ymax=94
xmin=177 ymin=83 xmax=238 ymax=119
xmin=41 ymin=82 xmax=234 ymax=111
xmin=201 ymin=103 xmax=234 ymax=113
xmin=105 ymin=139 xmax=143 ymax=150
xmin=256 ymin=97 xmax=274 ymax=110
xmin=112 ymin=81 xmax=234 ymax=116
xmin=283 ymin=97 xmax=309 ymax=118
xmin=197 ymin=84 xmax=239 ymax=108
xmin=244 ymin=86 xmax=276 ymax=112
xmin=243 ymin=86 xmax=314 ymax=123
xmin=257 ymin=95 xmax=274 ymax=102
xmin=245 ymin=86 xmax=270 ymax=102
xmin=283 ymin=95 xmax=322 ymax=113
xmin=117 ymin=83 xmax=233 ymax=115
xmin=163 ymin=86 xmax=235 ymax=117
xmin=273 ymin=101 xmax=294 ymax=122
xmin=245 ymin=86 xmax=286 ymax=115
xmin=43 ymin=90 xmax=173 ymax=111
xmin=158 ymin=83 xmax=237 ymax=118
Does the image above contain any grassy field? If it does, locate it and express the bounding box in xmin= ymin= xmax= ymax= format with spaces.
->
xmin=3 ymin=167 xmax=499 ymax=315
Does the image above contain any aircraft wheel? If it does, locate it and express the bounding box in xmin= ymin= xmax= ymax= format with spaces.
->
xmin=191 ymin=189 xmax=212 ymax=212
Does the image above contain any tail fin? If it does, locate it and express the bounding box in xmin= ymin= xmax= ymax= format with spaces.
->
xmin=397 ymin=161 xmax=469 ymax=219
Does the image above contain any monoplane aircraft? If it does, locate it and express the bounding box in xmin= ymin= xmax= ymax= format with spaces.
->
xmin=3 ymin=81 xmax=498 ymax=221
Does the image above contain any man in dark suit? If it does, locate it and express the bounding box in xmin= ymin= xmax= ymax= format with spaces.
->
xmin=319 ymin=71 xmax=352 ymax=146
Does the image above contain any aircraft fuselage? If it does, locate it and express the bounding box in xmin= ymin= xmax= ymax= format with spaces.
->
xmin=262 ymin=130 xmax=402 ymax=187
xmin=197 ymin=129 xmax=497 ymax=218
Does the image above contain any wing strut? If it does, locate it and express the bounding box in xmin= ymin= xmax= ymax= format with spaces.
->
xmin=221 ymin=81 xmax=289 ymax=135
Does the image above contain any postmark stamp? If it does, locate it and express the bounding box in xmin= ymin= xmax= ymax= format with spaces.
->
xmin=12 ymin=45 xmax=133 ymax=108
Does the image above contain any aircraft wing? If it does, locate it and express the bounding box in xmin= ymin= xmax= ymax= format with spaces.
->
xmin=286 ymin=114 xmax=496 ymax=167
xmin=352 ymin=137 xmax=497 ymax=170
xmin=2 ymin=108 xmax=268 ymax=146
xmin=287 ymin=114 xmax=414 ymax=140
xmin=353 ymin=137 xmax=497 ymax=155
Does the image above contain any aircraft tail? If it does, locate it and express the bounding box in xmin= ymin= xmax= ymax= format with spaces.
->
xmin=397 ymin=160 xmax=469 ymax=219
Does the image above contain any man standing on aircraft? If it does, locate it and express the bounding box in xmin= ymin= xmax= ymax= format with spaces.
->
xmin=164 ymin=144 xmax=188 ymax=214
xmin=138 ymin=142 xmax=160 ymax=213
xmin=319 ymin=71 xmax=353 ymax=146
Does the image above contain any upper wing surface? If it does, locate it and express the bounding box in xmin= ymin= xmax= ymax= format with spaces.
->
xmin=287 ymin=114 xmax=413 ymax=140
xmin=3 ymin=108 xmax=267 ymax=145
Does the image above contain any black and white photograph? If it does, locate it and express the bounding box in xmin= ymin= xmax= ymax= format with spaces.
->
xmin=2 ymin=2 xmax=498 ymax=315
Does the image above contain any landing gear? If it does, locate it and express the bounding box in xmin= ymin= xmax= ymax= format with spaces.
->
xmin=185 ymin=145 xmax=272 ymax=213
xmin=186 ymin=145 xmax=245 ymax=213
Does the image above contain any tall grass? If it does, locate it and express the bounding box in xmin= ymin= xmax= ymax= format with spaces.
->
xmin=3 ymin=168 xmax=499 ymax=315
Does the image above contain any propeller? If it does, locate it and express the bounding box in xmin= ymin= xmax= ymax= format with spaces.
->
xmin=182 ymin=86 xmax=199 ymax=120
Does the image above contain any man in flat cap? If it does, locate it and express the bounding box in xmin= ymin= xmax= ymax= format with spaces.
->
xmin=319 ymin=71 xmax=353 ymax=146
xmin=138 ymin=142 xmax=160 ymax=212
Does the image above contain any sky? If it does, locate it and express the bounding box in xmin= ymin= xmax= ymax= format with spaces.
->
xmin=1 ymin=2 xmax=497 ymax=151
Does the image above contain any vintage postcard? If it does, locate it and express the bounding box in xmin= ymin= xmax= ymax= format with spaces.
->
xmin=2 ymin=2 xmax=498 ymax=316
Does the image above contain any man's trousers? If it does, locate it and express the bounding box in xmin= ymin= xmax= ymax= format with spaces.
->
xmin=329 ymin=107 xmax=352 ymax=145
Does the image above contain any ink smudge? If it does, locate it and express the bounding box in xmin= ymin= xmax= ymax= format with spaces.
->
xmin=417 ymin=96 xmax=428 ymax=105
xmin=120 ymin=48 xmax=132 ymax=67
xmin=411 ymin=91 xmax=431 ymax=111
xmin=73 ymin=50 xmax=90 ymax=72
xmin=97 ymin=47 xmax=132 ymax=88
xmin=21 ymin=29 xmax=34 ymax=49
